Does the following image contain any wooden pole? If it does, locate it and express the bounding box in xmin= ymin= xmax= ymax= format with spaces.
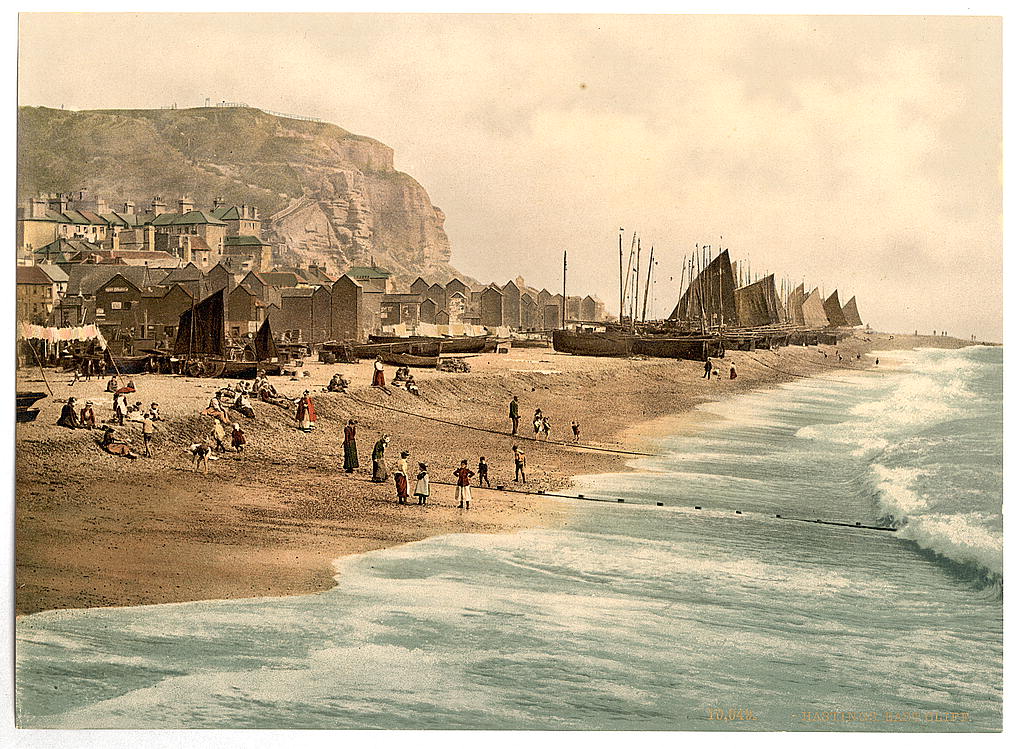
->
xmin=618 ymin=229 xmax=624 ymax=325
xmin=27 ymin=339 xmax=53 ymax=396
xmin=641 ymin=245 xmax=654 ymax=323
xmin=561 ymin=250 xmax=567 ymax=329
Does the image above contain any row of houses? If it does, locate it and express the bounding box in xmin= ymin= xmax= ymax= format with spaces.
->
xmin=17 ymin=193 xmax=273 ymax=274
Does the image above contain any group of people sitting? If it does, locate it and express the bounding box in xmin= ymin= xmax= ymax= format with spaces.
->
xmin=391 ymin=366 xmax=420 ymax=396
xmin=326 ymin=373 xmax=350 ymax=393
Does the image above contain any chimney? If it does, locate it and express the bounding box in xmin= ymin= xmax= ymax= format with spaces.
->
xmin=111 ymin=228 xmax=120 ymax=252
xmin=178 ymin=196 xmax=194 ymax=214
xmin=144 ymin=225 xmax=155 ymax=252
xmin=95 ymin=197 xmax=108 ymax=215
xmin=213 ymin=196 xmax=225 ymax=210
xmin=48 ymin=194 xmax=69 ymax=213
xmin=151 ymin=196 xmax=167 ymax=215
xmin=123 ymin=201 xmax=135 ymax=215
xmin=30 ymin=197 xmax=47 ymax=218
xmin=182 ymin=235 xmax=192 ymax=264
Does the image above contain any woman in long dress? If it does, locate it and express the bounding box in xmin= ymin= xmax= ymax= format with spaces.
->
xmin=371 ymin=356 xmax=386 ymax=388
xmin=296 ymin=390 xmax=317 ymax=432
xmin=343 ymin=419 xmax=359 ymax=473
xmin=371 ymin=434 xmax=390 ymax=482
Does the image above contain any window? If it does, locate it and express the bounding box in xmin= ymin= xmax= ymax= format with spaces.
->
xmin=110 ymin=301 xmax=122 ymax=310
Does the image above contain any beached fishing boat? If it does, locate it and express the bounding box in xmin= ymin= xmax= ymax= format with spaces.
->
xmin=553 ymin=328 xmax=636 ymax=356
xmin=174 ymin=291 xmax=281 ymax=377
xmin=369 ymin=333 xmax=495 ymax=354
xmin=379 ymin=351 xmax=440 ymax=368
xmin=633 ymin=335 xmax=720 ymax=361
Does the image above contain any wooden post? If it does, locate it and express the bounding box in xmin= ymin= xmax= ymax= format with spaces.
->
xmin=561 ymin=250 xmax=567 ymax=329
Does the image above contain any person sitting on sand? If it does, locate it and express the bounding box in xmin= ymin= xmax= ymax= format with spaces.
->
xmin=127 ymin=401 xmax=145 ymax=422
xmin=190 ymin=442 xmax=211 ymax=473
xmin=414 ymin=463 xmax=430 ymax=505
xmin=56 ymin=397 xmax=81 ymax=429
xmin=231 ymin=423 xmax=246 ymax=452
xmin=148 ymin=402 xmax=162 ymax=421
xmin=106 ymin=375 xmax=119 ymax=393
xmin=232 ymin=390 xmax=255 ymax=419
xmin=391 ymin=366 xmax=410 ymax=386
xmin=405 ymin=375 xmax=419 ymax=396
xmin=327 ymin=373 xmax=349 ymax=393
xmin=80 ymin=400 xmax=97 ymax=430
xmin=454 ymin=459 xmax=475 ymax=509
xmin=100 ymin=425 xmax=138 ymax=459
xmin=372 ymin=356 xmax=387 ymax=388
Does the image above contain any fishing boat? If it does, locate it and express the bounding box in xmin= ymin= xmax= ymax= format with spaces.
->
xmin=16 ymin=391 xmax=47 ymax=423
xmin=553 ymin=328 xmax=636 ymax=356
xmin=379 ymin=351 xmax=440 ymax=368
xmin=174 ymin=291 xmax=282 ymax=377
xmin=369 ymin=333 xmax=495 ymax=354
xmin=633 ymin=335 xmax=722 ymax=361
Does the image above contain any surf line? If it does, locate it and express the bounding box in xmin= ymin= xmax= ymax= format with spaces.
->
xmin=343 ymin=393 xmax=659 ymax=457
xmin=426 ymin=480 xmax=898 ymax=534
xmin=747 ymin=353 xmax=883 ymax=383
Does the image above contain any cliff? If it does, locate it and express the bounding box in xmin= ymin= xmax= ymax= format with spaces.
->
xmin=17 ymin=106 xmax=457 ymax=284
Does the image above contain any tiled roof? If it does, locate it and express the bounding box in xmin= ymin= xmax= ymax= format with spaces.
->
xmin=17 ymin=265 xmax=54 ymax=284
xmin=347 ymin=265 xmax=391 ymax=279
xmin=36 ymin=264 xmax=69 ymax=283
xmin=224 ymin=235 xmax=267 ymax=247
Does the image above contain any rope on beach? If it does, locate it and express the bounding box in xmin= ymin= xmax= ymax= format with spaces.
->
xmin=412 ymin=480 xmax=899 ymax=534
xmin=341 ymin=393 xmax=659 ymax=457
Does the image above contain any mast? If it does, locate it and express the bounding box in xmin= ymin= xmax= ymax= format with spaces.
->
xmin=561 ymin=249 xmax=567 ymax=329
xmin=641 ymin=244 xmax=654 ymax=323
xmin=618 ymin=229 xmax=624 ymax=325
xmin=675 ymin=252 xmax=686 ymax=321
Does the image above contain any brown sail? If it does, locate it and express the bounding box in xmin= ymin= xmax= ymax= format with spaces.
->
xmin=734 ymin=274 xmax=782 ymax=327
xmin=800 ymin=287 xmax=829 ymax=329
xmin=174 ymin=289 xmax=225 ymax=356
xmin=786 ymin=283 xmax=806 ymax=326
xmin=842 ymin=296 xmax=863 ymax=326
xmin=671 ymin=249 xmax=737 ymax=325
xmin=823 ymin=290 xmax=848 ymax=327
xmin=254 ymin=318 xmax=279 ymax=361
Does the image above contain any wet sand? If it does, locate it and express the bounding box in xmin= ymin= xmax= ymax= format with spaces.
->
xmin=14 ymin=332 xmax=981 ymax=616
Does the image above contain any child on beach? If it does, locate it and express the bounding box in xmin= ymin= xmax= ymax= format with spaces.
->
xmin=533 ymin=409 xmax=543 ymax=438
xmin=141 ymin=413 xmax=155 ymax=457
xmin=231 ymin=423 xmax=246 ymax=452
xmin=513 ymin=446 xmax=527 ymax=482
xmin=540 ymin=417 xmax=551 ymax=440
xmin=454 ymin=460 xmax=474 ymax=509
xmin=478 ymin=457 xmax=490 ymax=487
xmin=414 ymin=463 xmax=430 ymax=505
xmin=570 ymin=420 xmax=581 ymax=443
xmin=190 ymin=442 xmax=211 ymax=473
xmin=394 ymin=468 xmax=410 ymax=504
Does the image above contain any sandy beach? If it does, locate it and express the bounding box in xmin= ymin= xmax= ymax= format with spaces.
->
xmin=14 ymin=332 xmax=980 ymax=616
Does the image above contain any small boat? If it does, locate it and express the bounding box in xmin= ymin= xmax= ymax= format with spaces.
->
xmin=553 ymin=329 xmax=636 ymax=356
xmin=510 ymin=338 xmax=551 ymax=349
xmin=633 ymin=336 xmax=718 ymax=361
xmin=16 ymin=391 xmax=47 ymax=424
xmin=369 ymin=334 xmax=495 ymax=354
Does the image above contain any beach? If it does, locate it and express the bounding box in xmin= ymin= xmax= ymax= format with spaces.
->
xmin=14 ymin=332 xmax=978 ymax=617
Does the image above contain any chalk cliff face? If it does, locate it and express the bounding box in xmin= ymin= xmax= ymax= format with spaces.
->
xmin=17 ymin=105 xmax=455 ymax=283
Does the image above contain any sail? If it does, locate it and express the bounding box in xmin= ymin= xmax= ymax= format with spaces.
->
xmin=174 ymin=289 xmax=225 ymax=356
xmin=786 ymin=283 xmax=806 ymax=326
xmin=671 ymin=249 xmax=737 ymax=325
xmin=734 ymin=274 xmax=782 ymax=327
xmin=800 ymin=287 xmax=829 ymax=328
xmin=823 ymin=290 xmax=848 ymax=327
xmin=841 ymin=296 xmax=863 ymax=326
xmin=254 ymin=318 xmax=278 ymax=361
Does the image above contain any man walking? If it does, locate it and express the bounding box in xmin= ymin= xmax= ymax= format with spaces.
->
xmin=508 ymin=395 xmax=520 ymax=435
xmin=703 ymin=358 xmax=713 ymax=380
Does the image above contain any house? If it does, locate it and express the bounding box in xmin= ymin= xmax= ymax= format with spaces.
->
xmin=223 ymin=235 xmax=272 ymax=273
xmin=204 ymin=263 xmax=236 ymax=295
xmin=346 ymin=264 xmax=391 ymax=294
xmin=447 ymin=290 xmax=467 ymax=324
xmin=426 ymin=283 xmax=446 ymax=309
xmin=278 ymin=286 xmax=333 ymax=343
xmin=501 ymin=280 xmax=522 ymax=328
xmin=211 ymin=201 xmax=262 ymax=238
xmin=479 ymin=285 xmax=504 ymax=328
xmin=445 ymin=278 xmax=470 ymax=304
xmin=419 ymin=297 xmax=438 ymax=324
xmin=226 ymin=284 xmax=266 ymax=337
xmin=520 ymin=292 xmax=538 ymax=329
xmin=139 ymin=284 xmax=195 ymax=342
xmin=16 ymin=265 xmax=57 ymax=324
xmin=409 ymin=277 xmax=430 ymax=297
xmin=36 ymin=264 xmax=69 ymax=299
xmin=94 ymin=272 xmax=144 ymax=330
xmin=330 ymin=275 xmax=363 ymax=341
xmin=381 ymin=293 xmax=425 ymax=327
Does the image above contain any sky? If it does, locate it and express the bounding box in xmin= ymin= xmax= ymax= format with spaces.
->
xmin=18 ymin=13 xmax=1003 ymax=340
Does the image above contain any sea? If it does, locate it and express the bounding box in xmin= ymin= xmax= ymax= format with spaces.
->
xmin=15 ymin=345 xmax=1002 ymax=731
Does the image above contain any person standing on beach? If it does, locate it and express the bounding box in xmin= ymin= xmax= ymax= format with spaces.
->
xmin=231 ymin=423 xmax=246 ymax=452
xmin=141 ymin=413 xmax=155 ymax=457
xmin=729 ymin=361 xmax=738 ymax=380
xmin=509 ymin=396 xmax=520 ymax=435
xmin=533 ymin=409 xmax=543 ymax=439
xmin=454 ymin=460 xmax=474 ymax=509
xmin=211 ymin=419 xmax=228 ymax=453
xmin=399 ymin=451 xmax=410 ymax=486
xmin=394 ymin=466 xmax=410 ymax=505
xmin=372 ymin=434 xmax=390 ymax=482
xmin=570 ymin=420 xmax=581 ymax=443
xmin=372 ymin=356 xmax=386 ymax=388
xmin=703 ymin=358 xmax=713 ymax=379
xmin=478 ymin=457 xmax=490 ymax=487
xmin=540 ymin=417 xmax=551 ymax=440
xmin=296 ymin=390 xmax=317 ymax=432
xmin=513 ymin=446 xmax=527 ymax=483
xmin=414 ymin=463 xmax=430 ymax=505
xmin=343 ymin=419 xmax=359 ymax=473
